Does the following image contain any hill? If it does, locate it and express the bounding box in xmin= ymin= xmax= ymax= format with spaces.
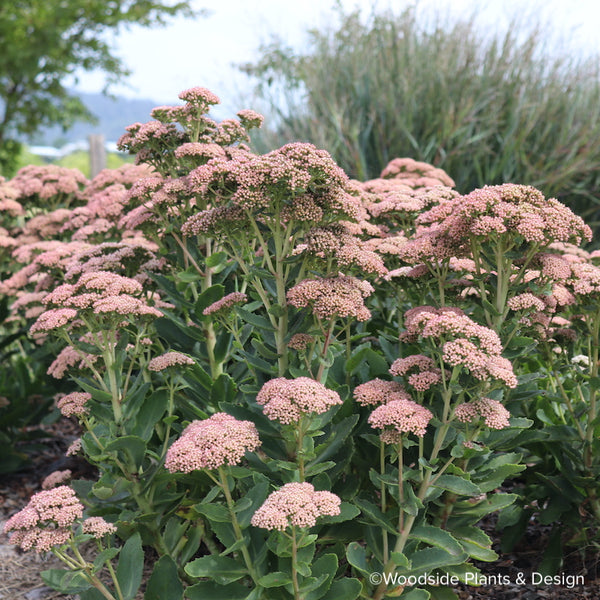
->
xmin=30 ymin=91 xmax=161 ymax=147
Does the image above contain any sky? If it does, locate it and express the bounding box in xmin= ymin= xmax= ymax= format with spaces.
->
xmin=73 ymin=0 xmax=600 ymax=116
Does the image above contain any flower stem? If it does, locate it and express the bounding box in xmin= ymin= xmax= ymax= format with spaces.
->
xmin=218 ymin=467 xmax=259 ymax=585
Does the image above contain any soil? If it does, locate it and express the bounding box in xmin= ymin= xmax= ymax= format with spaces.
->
xmin=2 ymin=424 xmax=599 ymax=600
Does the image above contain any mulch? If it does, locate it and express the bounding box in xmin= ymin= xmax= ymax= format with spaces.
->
xmin=2 ymin=422 xmax=600 ymax=600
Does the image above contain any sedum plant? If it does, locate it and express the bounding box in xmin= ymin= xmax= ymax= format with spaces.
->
xmin=2 ymin=85 xmax=599 ymax=600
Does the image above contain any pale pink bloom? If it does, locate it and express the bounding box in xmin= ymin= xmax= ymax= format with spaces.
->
xmin=257 ymin=377 xmax=342 ymax=424
xmin=237 ymin=109 xmax=264 ymax=128
xmin=82 ymin=517 xmax=117 ymax=538
xmin=380 ymin=158 xmax=455 ymax=188
xmin=507 ymin=293 xmax=546 ymax=312
xmin=353 ymin=378 xmax=411 ymax=406
xmin=407 ymin=371 xmax=443 ymax=391
xmin=368 ymin=398 xmax=433 ymax=442
xmin=538 ymin=253 xmax=572 ymax=280
xmin=42 ymin=470 xmax=72 ymax=490
xmin=389 ymin=355 xmax=436 ymax=376
xmin=251 ymin=482 xmax=341 ymax=530
xmin=178 ymin=87 xmax=221 ymax=105
xmin=65 ymin=438 xmax=82 ymax=457
xmin=287 ymin=333 xmax=315 ymax=351
xmin=454 ymin=398 xmax=510 ymax=429
xmin=56 ymin=391 xmax=91 ymax=418
xmin=165 ymin=413 xmax=260 ymax=472
xmin=202 ymin=292 xmax=247 ymax=316
xmin=570 ymin=263 xmax=600 ymax=295
xmin=4 ymin=486 xmax=84 ymax=552
xmin=47 ymin=345 xmax=98 ymax=379
xmin=287 ymin=276 xmax=374 ymax=322
xmin=148 ymin=351 xmax=194 ymax=371
xmin=92 ymin=295 xmax=162 ymax=317
xmin=30 ymin=308 xmax=77 ymax=333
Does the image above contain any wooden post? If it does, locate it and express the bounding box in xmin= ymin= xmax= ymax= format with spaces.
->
xmin=89 ymin=134 xmax=106 ymax=177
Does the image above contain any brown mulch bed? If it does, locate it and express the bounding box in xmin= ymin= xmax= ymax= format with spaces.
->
xmin=3 ymin=423 xmax=600 ymax=599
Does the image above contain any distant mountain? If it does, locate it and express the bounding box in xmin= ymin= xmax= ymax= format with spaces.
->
xmin=30 ymin=91 xmax=161 ymax=147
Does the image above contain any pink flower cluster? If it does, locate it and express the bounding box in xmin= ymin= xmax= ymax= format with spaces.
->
xmin=416 ymin=183 xmax=592 ymax=249
xmin=287 ymin=333 xmax=315 ymax=351
xmin=42 ymin=470 xmax=72 ymax=490
xmin=56 ymin=391 xmax=91 ymax=418
xmin=353 ymin=378 xmax=410 ymax=406
xmin=148 ymin=351 xmax=195 ymax=371
xmin=368 ymin=398 xmax=434 ymax=443
xmin=389 ymin=354 xmax=444 ymax=391
xmin=380 ymin=158 xmax=456 ymax=188
xmin=287 ymin=276 xmax=374 ymax=322
xmin=256 ymin=377 xmax=342 ymax=424
xmin=454 ymin=398 xmax=510 ymax=429
xmin=4 ymin=486 xmax=84 ymax=552
xmin=400 ymin=307 xmax=517 ymax=388
xmin=202 ymin=292 xmax=247 ymax=316
xmin=165 ymin=413 xmax=260 ymax=472
xmin=251 ymin=482 xmax=341 ymax=530
xmin=81 ymin=517 xmax=117 ymax=538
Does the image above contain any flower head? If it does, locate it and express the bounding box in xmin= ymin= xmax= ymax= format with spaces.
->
xmin=165 ymin=413 xmax=261 ymax=472
xmin=368 ymin=398 xmax=433 ymax=442
xmin=257 ymin=377 xmax=342 ymax=424
xmin=56 ymin=391 xmax=91 ymax=418
xmin=82 ymin=517 xmax=117 ymax=538
xmin=353 ymin=378 xmax=411 ymax=406
xmin=454 ymin=398 xmax=510 ymax=429
xmin=251 ymin=482 xmax=341 ymax=530
xmin=202 ymin=292 xmax=247 ymax=316
xmin=287 ymin=276 xmax=374 ymax=322
xmin=41 ymin=470 xmax=72 ymax=490
xmin=148 ymin=351 xmax=194 ymax=371
xmin=4 ymin=486 xmax=84 ymax=552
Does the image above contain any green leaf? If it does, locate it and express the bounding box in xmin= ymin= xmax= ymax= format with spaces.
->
xmin=346 ymin=542 xmax=370 ymax=577
xmin=210 ymin=373 xmax=237 ymax=406
xmin=236 ymin=307 xmax=275 ymax=331
xmin=92 ymin=547 xmax=120 ymax=572
xmin=453 ymin=493 xmax=518 ymax=520
xmin=305 ymin=554 xmax=338 ymax=600
xmin=257 ymin=572 xmax=293 ymax=588
xmin=409 ymin=525 xmax=464 ymax=557
xmin=236 ymin=479 xmax=270 ymax=528
xmin=185 ymin=581 xmax=251 ymax=600
xmin=389 ymin=553 xmax=410 ymax=571
xmin=105 ymin=436 xmax=147 ymax=470
xmin=184 ymin=555 xmax=247 ymax=585
xmin=116 ymin=533 xmax=144 ymax=600
xmin=41 ymin=569 xmax=91 ymax=594
xmin=194 ymin=502 xmax=231 ymax=523
xmin=144 ymin=556 xmax=184 ymax=600
xmin=452 ymin=526 xmax=496 ymax=562
xmin=354 ymin=498 xmax=397 ymax=534
xmin=431 ymin=475 xmax=480 ymax=496
xmin=206 ymin=251 xmax=229 ymax=269
xmin=132 ymin=391 xmax=167 ymax=441
xmin=407 ymin=547 xmax=467 ymax=574
xmin=320 ymin=578 xmax=362 ymax=600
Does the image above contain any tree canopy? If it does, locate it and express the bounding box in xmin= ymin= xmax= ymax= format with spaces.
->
xmin=0 ymin=1 xmax=195 ymax=175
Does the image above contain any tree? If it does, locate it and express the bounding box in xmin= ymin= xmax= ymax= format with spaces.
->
xmin=0 ymin=1 xmax=196 ymax=175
